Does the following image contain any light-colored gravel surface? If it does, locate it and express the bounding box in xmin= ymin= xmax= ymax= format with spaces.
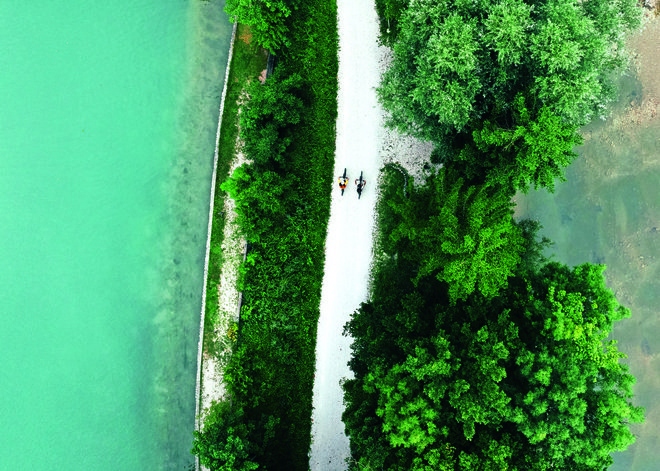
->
xmin=199 ymin=151 xmax=247 ymax=414
xmin=197 ymin=151 xmax=248 ymax=471
xmin=309 ymin=1 xmax=432 ymax=470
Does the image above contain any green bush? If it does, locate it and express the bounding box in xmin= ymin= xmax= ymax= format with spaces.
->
xmin=192 ymin=400 xmax=279 ymax=471
xmin=390 ymin=167 xmax=524 ymax=301
xmin=240 ymin=71 xmax=304 ymax=172
xmin=225 ymin=0 xmax=301 ymax=51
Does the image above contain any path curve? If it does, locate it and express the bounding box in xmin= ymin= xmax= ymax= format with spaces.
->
xmin=309 ymin=1 xmax=383 ymax=469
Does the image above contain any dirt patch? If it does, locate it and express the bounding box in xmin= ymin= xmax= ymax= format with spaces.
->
xmin=629 ymin=16 xmax=660 ymax=102
xmin=239 ymin=28 xmax=252 ymax=44
xmin=603 ymin=17 xmax=660 ymax=135
xmin=258 ymin=69 xmax=267 ymax=84
xmin=642 ymin=0 xmax=660 ymax=14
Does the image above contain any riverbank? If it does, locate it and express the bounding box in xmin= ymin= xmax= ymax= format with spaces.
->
xmin=193 ymin=0 xmax=339 ymax=467
xmin=194 ymin=21 xmax=268 ymax=469
xmin=514 ymin=13 xmax=660 ymax=471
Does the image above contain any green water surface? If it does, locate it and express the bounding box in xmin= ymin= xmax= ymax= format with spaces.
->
xmin=516 ymin=73 xmax=660 ymax=470
xmin=0 ymin=1 xmax=231 ymax=469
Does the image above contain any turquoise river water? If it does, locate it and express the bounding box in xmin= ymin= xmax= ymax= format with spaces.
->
xmin=0 ymin=1 xmax=231 ymax=469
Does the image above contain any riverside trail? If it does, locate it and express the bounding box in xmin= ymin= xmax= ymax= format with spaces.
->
xmin=309 ymin=0 xmax=383 ymax=469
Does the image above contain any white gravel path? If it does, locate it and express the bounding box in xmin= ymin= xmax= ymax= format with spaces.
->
xmin=309 ymin=2 xmax=383 ymax=469
xmin=309 ymin=2 xmax=433 ymax=470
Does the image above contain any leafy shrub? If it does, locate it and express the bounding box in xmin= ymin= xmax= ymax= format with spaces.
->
xmin=385 ymin=166 xmax=524 ymax=301
xmin=240 ymin=71 xmax=304 ymax=172
xmin=225 ymin=0 xmax=301 ymax=51
xmin=192 ymin=400 xmax=279 ymax=471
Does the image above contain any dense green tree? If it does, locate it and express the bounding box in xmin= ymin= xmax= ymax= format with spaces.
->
xmin=380 ymin=0 xmax=640 ymax=137
xmin=446 ymin=95 xmax=585 ymax=192
xmin=225 ymin=0 xmax=300 ymax=51
xmin=240 ymin=72 xmax=304 ymax=172
xmin=192 ymin=401 xmax=268 ymax=471
xmin=221 ymin=165 xmax=287 ymax=242
xmin=344 ymin=257 xmax=644 ymax=470
xmin=379 ymin=0 xmax=640 ymax=191
xmin=385 ymin=166 xmax=524 ymax=301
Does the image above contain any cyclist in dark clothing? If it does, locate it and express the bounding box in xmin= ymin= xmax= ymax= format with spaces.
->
xmin=355 ymin=178 xmax=366 ymax=198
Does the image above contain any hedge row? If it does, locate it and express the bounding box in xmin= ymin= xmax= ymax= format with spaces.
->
xmin=193 ymin=1 xmax=338 ymax=470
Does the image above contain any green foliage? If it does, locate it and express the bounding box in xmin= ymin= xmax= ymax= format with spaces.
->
xmin=192 ymin=402 xmax=260 ymax=471
xmin=374 ymin=0 xmax=409 ymax=45
xmin=385 ymin=166 xmax=524 ymax=302
xmin=192 ymin=400 xmax=281 ymax=471
xmin=240 ymin=71 xmax=304 ymax=172
xmin=225 ymin=0 xmax=301 ymax=51
xmin=381 ymin=0 xmax=641 ymax=136
xmin=515 ymin=219 xmax=553 ymax=274
xmin=344 ymin=254 xmax=644 ymax=470
xmin=345 ymin=180 xmax=643 ymax=469
xmin=379 ymin=0 xmax=641 ymax=191
xmin=452 ymin=95 xmax=584 ymax=192
xmin=198 ymin=1 xmax=339 ymax=470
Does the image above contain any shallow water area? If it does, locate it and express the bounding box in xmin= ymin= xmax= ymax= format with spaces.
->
xmin=515 ymin=16 xmax=660 ymax=471
xmin=0 ymin=1 xmax=231 ymax=469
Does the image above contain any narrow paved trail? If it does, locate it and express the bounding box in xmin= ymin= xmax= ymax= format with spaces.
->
xmin=309 ymin=1 xmax=383 ymax=469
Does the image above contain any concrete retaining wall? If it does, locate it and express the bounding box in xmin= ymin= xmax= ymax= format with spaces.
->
xmin=194 ymin=19 xmax=238 ymax=471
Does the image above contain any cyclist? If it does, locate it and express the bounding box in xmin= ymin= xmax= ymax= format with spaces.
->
xmin=355 ymin=177 xmax=366 ymax=198
xmin=338 ymin=175 xmax=349 ymax=191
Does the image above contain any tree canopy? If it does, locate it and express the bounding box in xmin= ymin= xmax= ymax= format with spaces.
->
xmin=385 ymin=167 xmax=524 ymax=301
xmin=240 ymin=71 xmax=304 ymax=173
xmin=380 ymin=0 xmax=640 ymax=136
xmin=378 ymin=0 xmax=641 ymax=191
xmin=192 ymin=401 xmax=278 ymax=471
xmin=452 ymin=95 xmax=584 ymax=192
xmin=225 ymin=0 xmax=300 ymax=51
xmin=343 ymin=167 xmax=643 ymax=470
xmin=344 ymin=230 xmax=643 ymax=471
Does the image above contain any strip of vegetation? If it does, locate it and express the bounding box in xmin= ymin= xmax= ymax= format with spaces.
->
xmin=202 ymin=24 xmax=268 ymax=361
xmin=193 ymin=1 xmax=338 ymax=470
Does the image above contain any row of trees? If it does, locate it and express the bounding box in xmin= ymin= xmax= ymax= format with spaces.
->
xmin=341 ymin=0 xmax=645 ymax=469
